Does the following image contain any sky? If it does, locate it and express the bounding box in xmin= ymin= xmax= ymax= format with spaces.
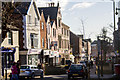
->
xmin=36 ymin=0 xmax=120 ymax=41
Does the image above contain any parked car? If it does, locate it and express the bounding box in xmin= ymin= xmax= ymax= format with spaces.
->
xmin=68 ymin=64 xmax=87 ymax=79
xmin=19 ymin=65 xmax=43 ymax=78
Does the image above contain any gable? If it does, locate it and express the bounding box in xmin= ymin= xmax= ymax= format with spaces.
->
xmin=38 ymin=7 xmax=58 ymax=21
xmin=14 ymin=2 xmax=31 ymax=15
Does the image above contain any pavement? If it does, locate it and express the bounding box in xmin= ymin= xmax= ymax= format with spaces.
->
xmin=90 ymin=64 xmax=115 ymax=80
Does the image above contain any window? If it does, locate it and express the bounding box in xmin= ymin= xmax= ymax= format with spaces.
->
xmin=42 ymin=22 xmax=44 ymax=30
xmin=62 ymin=28 xmax=63 ymax=34
xmin=47 ymin=24 xmax=50 ymax=34
xmin=64 ymin=29 xmax=66 ymax=35
xmin=30 ymin=34 xmax=34 ymax=48
xmin=8 ymin=32 xmax=13 ymax=45
xmin=35 ymin=18 xmax=37 ymax=26
xmin=67 ymin=30 xmax=69 ymax=36
xmin=42 ymin=38 xmax=44 ymax=48
xmin=29 ymin=15 xmax=31 ymax=24
xmin=30 ymin=33 xmax=38 ymax=48
xmin=53 ymin=28 xmax=54 ymax=37
xmin=59 ymin=19 xmax=61 ymax=27
xmin=3 ymin=53 xmax=14 ymax=68
xmin=55 ymin=29 xmax=56 ymax=38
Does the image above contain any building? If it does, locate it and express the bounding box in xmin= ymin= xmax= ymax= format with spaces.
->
xmin=60 ymin=23 xmax=71 ymax=65
xmin=114 ymin=1 xmax=120 ymax=55
xmin=91 ymin=40 xmax=98 ymax=59
xmin=82 ymin=39 xmax=91 ymax=60
xmin=1 ymin=2 xmax=23 ymax=77
xmin=14 ymin=1 xmax=41 ymax=65
xmin=38 ymin=2 xmax=62 ymax=66
xmin=70 ymin=31 xmax=83 ymax=64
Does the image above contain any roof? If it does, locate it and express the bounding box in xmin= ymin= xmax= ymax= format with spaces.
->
xmin=62 ymin=23 xmax=70 ymax=29
xmin=14 ymin=2 xmax=31 ymax=14
xmin=38 ymin=7 xmax=58 ymax=21
xmin=51 ymin=21 xmax=54 ymax=27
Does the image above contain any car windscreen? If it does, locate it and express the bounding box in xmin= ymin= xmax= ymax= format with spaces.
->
xmin=20 ymin=66 xmax=30 ymax=69
xmin=70 ymin=65 xmax=83 ymax=70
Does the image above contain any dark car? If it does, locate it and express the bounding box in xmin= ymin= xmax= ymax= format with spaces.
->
xmin=65 ymin=60 xmax=72 ymax=69
xmin=68 ymin=64 xmax=87 ymax=79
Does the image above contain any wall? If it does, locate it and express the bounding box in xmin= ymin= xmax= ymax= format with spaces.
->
xmin=24 ymin=2 xmax=40 ymax=49
xmin=40 ymin=11 xmax=47 ymax=49
xmin=1 ymin=31 xmax=19 ymax=62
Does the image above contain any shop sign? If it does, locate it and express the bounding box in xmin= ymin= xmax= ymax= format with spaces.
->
xmin=1 ymin=47 xmax=16 ymax=53
xmin=44 ymin=50 xmax=50 ymax=55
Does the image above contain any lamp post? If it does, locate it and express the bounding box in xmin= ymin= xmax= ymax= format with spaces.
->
xmin=113 ymin=0 xmax=116 ymax=31
xmin=97 ymin=36 xmax=100 ymax=80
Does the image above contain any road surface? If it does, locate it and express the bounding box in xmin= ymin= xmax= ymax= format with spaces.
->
xmin=20 ymin=74 xmax=85 ymax=80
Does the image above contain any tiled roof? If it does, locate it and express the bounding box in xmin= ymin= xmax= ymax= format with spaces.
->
xmin=38 ymin=7 xmax=58 ymax=21
xmin=14 ymin=2 xmax=31 ymax=14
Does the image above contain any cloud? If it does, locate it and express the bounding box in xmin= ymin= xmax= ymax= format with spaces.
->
xmin=69 ymin=2 xmax=95 ymax=11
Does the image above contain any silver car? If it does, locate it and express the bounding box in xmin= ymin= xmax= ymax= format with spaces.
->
xmin=20 ymin=65 xmax=43 ymax=78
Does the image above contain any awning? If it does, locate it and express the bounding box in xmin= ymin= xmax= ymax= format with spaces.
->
xmin=1 ymin=47 xmax=16 ymax=53
xmin=27 ymin=49 xmax=42 ymax=55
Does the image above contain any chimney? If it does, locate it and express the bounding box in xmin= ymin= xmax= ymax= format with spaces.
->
xmin=57 ymin=1 xmax=59 ymax=7
xmin=48 ymin=2 xmax=55 ymax=7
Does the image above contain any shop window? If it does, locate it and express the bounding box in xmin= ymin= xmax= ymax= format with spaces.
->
xmin=2 ymin=53 xmax=14 ymax=68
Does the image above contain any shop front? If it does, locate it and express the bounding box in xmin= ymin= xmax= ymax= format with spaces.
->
xmin=1 ymin=47 xmax=16 ymax=77
xmin=44 ymin=50 xmax=51 ymax=65
xmin=53 ymin=51 xmax=59 ymax=66
xmin=27 ymin=49 xmax=43 ymax=65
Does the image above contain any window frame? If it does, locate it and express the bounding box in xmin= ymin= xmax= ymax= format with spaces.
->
xmin=42 ymin=22 xmax=44 ymax=30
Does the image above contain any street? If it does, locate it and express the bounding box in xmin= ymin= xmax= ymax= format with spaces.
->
xmin=20 ymin=74 xmax=86 ymax=80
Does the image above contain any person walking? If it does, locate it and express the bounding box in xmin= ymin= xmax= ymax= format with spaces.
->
xmin=17 ymin=60 xmax=20 ymax=79
xmin=11 ymin=62 xmax=19 ymax=80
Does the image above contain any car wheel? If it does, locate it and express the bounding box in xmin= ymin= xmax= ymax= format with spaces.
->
xmin=31 ymin=73 xmax=35 ymax=79
xmin=40 ymin=71 xmax=44 ymax=78
xmin=68 ymin=75 xmax=70 ymax=79
xmin=41 ymin=75 xmax=43 ymax=78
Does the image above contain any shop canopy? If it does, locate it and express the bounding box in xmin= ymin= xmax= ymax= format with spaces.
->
xmin=27 ymin=49 xmax=43 ymax=55
xmin=1 ymin=47 xmax=16 ymax=53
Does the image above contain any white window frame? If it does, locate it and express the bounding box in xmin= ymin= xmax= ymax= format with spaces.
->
xmin=8 ymin=32 xmax=13 ymax=45
xmin=29 ymin=15 xmax=31 ymax=24
xmin=42 ymin=22 xmax=44 ymax=30
xmin=42 ymin=38 xmax=44 ymax=48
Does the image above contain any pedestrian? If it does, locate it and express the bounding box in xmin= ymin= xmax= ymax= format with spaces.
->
xmin=37 ymin=63 xmax=42 ymax=69
xmin=11 ymin=62 xmax=19 ymax=80
xmin=17 ymin=60 xmax=20 ymax=79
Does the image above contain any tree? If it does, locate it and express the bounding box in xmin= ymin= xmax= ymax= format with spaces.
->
xmin=2 ymin=2 xmax=23 ymax=41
